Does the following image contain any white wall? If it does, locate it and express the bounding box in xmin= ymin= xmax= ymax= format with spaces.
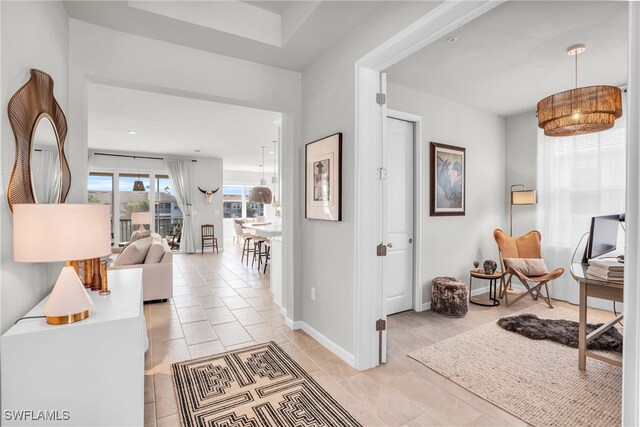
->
xmin=387 ymin=82 xmax=506 ymax=306
xmin=301 ymin=1 xmax=439 ymax=355
xmin=0 ymin=1 xmax=69 ymax=332
xmin=223 ymin=170 xmax=261 ymax=186
xmin=505 ymin=111 xmax=538 ymax=237
xmin=192 ymin=158 xmax=224 ymax=252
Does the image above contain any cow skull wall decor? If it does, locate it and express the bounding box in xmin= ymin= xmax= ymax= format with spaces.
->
xmin=198 ymin=187 xmax=219 ymax=205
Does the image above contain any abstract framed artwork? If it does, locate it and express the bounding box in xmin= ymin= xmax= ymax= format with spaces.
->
xmin=430 ymin=142 xmax=465 ymax=216
xmin=305 ymin=133 xmax=342 ymax=221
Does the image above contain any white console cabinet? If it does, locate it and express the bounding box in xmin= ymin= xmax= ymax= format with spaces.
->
xmin=1 ymin=269 xmax=147 ymax=426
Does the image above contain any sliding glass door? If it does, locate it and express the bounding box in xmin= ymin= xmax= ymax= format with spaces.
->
xmin=154 ymin=174 xmax=183 ymax=238
xmin=118 ymin=174 xmax=150 ymax=242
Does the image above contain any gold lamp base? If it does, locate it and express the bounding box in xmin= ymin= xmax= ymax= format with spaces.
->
xmin=46 ymin=309 xmax=90 ymax=325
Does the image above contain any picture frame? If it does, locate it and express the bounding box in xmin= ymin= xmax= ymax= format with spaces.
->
xmin=305 ymin=133 xmax=342 ymax=221
xmin=430 ymin=142 xmax=465 ymax=216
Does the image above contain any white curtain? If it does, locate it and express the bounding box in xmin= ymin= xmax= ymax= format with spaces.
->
xmin=537 ymin=107 xmax=626 ymax=306
xmin=32 ymin=149 xmax=60 ymax=203
xmin=165 ymin=159 xmax=195 ymax=253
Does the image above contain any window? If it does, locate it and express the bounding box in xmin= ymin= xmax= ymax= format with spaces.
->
xmin=245 ymin=187 xmax=264 ymax=218
xmin=118 ymin=174 xmax=150 ymax=241
xmin=538 ymin=122 xmax=626 ymax=248
xmin=88 ymin=173 xmax=114 ymax=235
xmin=223 ymin=185 xmax=265 ymax=218
xmin=537 ymin=112 xmax=626 ymax=304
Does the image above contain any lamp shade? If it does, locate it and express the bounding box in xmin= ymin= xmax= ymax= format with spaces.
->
xmin=249 ymin=186 xmax=273 ymax=204
xmin=13 ymin=204 xmax=111 ymax=262
xmin=131 ymin=211 xmax=151 ymax=225
xmin=511 ymin=190 xmax=537 ymax=205
xmin=537 ymin=85 xmax=622 ymax=137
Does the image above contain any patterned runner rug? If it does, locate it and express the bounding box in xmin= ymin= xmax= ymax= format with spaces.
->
xmin=409 ymin=304 xmax=621 ymax=427
xmin=172 ymin=341 xmax=361 ymax=427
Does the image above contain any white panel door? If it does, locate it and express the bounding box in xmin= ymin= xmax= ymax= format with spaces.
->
xmin=383 ymin=117 xmax=414 ymax=315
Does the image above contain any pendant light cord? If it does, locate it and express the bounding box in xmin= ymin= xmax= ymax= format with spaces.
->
xmin=575 ymin=52 xmax=578 ymax=88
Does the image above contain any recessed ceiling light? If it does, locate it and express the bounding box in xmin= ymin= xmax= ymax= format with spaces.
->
xmin=128 ymin=130 xmax=137 ymax=135
xmin=269 ymin=151 xmax=274 ymax=154
xmin=447 ymin=37 xmax=457 ymax=44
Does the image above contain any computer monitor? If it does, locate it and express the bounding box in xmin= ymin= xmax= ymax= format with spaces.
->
xmin=582 ymin=213 xmax=621 ymax=263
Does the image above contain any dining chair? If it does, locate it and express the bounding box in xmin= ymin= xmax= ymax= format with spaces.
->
xmin=201 ymin=224 xmax=218 ymax=254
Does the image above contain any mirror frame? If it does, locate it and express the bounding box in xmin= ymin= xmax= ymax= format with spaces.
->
xmin=7 ymin=69 xmax=71 ymax=212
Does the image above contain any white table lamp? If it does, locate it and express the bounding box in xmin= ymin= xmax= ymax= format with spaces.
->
xmin=13 ymin=204 xmax=112 ymax=325
xmin=131 ymin=211 xmax=150 ymax=232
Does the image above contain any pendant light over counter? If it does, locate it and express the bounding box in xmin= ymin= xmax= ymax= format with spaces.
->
xmin=132 ymin=174 xmax=145 ymax=191
xmin=537 ymin=44 xmax=622 ymax=137
xmin=249 ymin=146 xmax=273 ymax=204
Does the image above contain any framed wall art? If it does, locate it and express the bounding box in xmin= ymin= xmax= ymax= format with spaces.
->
xmin=305 ymin=133 xmax=342 ymax=221
xmin=430 ymin=142 xmax=465 ymax=216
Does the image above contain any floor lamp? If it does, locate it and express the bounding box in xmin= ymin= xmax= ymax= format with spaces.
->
xmin=510 ymin=184 xmax=538 ymax=236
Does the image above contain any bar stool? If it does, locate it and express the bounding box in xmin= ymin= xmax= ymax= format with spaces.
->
xmin=241 ymin=236 xmax=255 ymax=265
xmin=262 ymin=241 xmax=271 ymax=274
xmin=252 ymin=238 xmax=268 ymax=268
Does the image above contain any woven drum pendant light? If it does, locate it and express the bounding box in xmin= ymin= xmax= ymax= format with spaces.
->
xmin=249 ymin=147 xmax=273 ymax=204
xmin=537 ymin=44 xmax=622 ymax=137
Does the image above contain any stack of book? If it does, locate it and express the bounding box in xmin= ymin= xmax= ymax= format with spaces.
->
xmin=587 ymin=259 xmax=624 ymax=283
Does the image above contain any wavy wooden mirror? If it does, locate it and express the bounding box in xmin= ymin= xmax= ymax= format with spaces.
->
xmin=7 ymin=69 xmax=71 ymax=212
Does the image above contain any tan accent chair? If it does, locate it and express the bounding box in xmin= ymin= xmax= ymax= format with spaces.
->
xmin=493 ymin=229 xmax=564 ymax=308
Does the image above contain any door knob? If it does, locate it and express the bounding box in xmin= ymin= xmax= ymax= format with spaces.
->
xmin=409 ymin=238 xmax=413 ymax=243
xmin=387 ymin=243 xmax=393 ymax=248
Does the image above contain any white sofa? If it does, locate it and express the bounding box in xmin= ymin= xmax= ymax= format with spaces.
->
xmin=109 ymin=233 xmax=173 ymax=302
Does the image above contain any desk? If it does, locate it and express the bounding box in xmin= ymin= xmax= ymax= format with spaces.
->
xmin=570 ymin=263 xmax=623 ymax=370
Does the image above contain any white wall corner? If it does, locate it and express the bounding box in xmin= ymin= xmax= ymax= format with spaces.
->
xmin=420 ymin=302 xmax=431 ymax=311
xmin=295 ymin=321 xmax=355 ymax=367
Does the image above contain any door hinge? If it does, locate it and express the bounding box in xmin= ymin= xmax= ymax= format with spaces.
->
xmin=377 ymin=168 xmax=387 ymax=180
xmin=375 ymin=319 xmax=387 ymax=331
xmin=376 ymin=243 xmax=387 ymax=257
xmin=376 ymin=93 xmax=386 ymax=106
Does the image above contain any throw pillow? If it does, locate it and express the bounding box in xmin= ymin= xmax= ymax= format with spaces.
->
xmin=504 ymin=258 xmax=549 ymax=277
xmin=114 ymin=237 xmax=152 ymax=266
xmin=145 ymin=241 xmax=166 ymax=264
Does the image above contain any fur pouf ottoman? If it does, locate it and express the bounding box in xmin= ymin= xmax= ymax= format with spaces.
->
xmin=432 ymin=277 xmax=468 ymax=317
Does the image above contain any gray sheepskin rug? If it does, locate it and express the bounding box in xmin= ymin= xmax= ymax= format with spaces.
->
xmin=497 ymin=313 xmax=623 ymax=353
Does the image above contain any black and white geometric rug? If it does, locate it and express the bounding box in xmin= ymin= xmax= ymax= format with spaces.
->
xmin=171 ymin=341 xmax=361 ymax=427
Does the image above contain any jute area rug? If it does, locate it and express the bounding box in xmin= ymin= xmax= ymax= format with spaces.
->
xmin=172 ymin=341 xmax=361 ymax=427
xmin=409 ymin=304 xmax=621 ymax=427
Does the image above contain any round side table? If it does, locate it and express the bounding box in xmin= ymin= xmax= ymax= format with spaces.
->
xmin=469 ymin=270 xmax=504 ymax=307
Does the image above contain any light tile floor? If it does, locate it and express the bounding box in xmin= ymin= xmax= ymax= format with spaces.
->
xmin=144 ymin=245 xmax=588 ymax=426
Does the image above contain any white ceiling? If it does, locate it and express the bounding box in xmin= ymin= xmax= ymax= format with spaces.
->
xmin=88 ymin=84 xmax=281 ymax=172
xmin=64 ymin=1 xmax=382 ymax=71
xmin=386 ymin=1 xmax=628 ymax=117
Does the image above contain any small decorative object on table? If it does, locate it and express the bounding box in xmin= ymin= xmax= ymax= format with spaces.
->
xmin=483 ymin=259 xmax=497 ymax=275
xmin=432 ymin=276 xmax=468 ymax=317
xmin=99 ymin=261 xmax=110 ymax=296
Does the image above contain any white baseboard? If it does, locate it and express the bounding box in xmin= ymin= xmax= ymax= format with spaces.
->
xmin=470 ymin=285 xmax=490 ymax=297
xmin=290 ymin=321 xmax=355 ymax=367
xmin=420 ymin=302 xmax=431 ymax=311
